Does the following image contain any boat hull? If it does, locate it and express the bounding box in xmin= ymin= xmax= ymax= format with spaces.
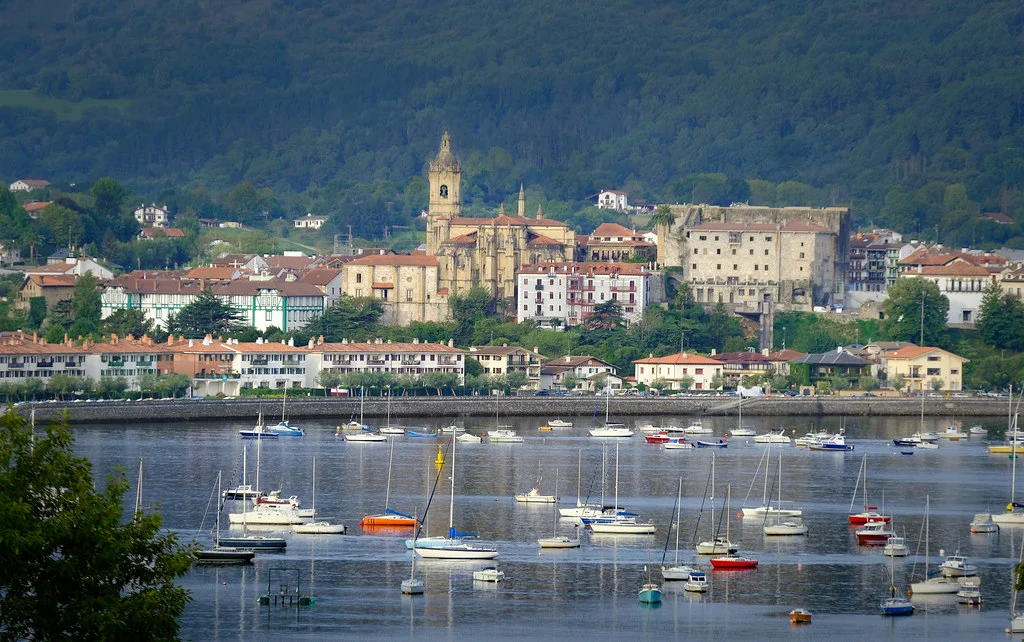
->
xmin=696 ymin=441 xmax=727 ymax=448
xmin=216 ymin=536 xmax=287 ymax=550
xmin=879 ymin=598 xmax=914 ymax=616
xmin=414 ymin=545 xmax=498 ymax=560
xmin=992 ymin=511 xmax=1024 ymax=525
xmin=638 ymin=585 xmax=663 ymax=604
xmin=909 ymin=578 xmax=960 ymax=594
xmin=848 ymin=512 xmax=890 ymax=524
xmin=537 ymin=537 xmax=580 ymax=549
xmin=696 ymin=540 xmax=738 ymax=555
xmin=741 ymin=506 xmax=803 ymax=518
xmin=589 ymin=521 xmax=656 ymax=534
xmin=196 ymin=548 xmax=255 ymax=565
xmin=292 ymin=522 xmax=346 ymax=535
xmin=361 ymin=514 xmax=417 ymax=527
xmin=789 ymin=609 xmax=812 ymax=624
xmin=710 ymin=556 xmax=758 ymax=569
xmin=763 ymin=523 xmax=808 ymax=536
xmin=472 ymin=568 xmax=505 ymax=582
xmin=660 ymin=565 xmax=696 ymax=581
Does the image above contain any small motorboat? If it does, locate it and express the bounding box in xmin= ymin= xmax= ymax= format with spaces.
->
xmin=709 ymin=555 xmax=758 ymax=569
xmin=730 ymin=427 xmax=757 ymax=437
xmin=514 ymin=488 xmax=558 ymax=503
xmin=856 ymin=520 xmax=893 ymax=545
xmin=956 ymin=586 xmax=983 ymax=605
xmin=222 ymin=484 xmax=264 ymax=502
xmin=439 ymin=424 xmax=465 ymax=434
xmin=293 ymin=521 xmax=346 ymax=535
xmin=753 ymin=428 xmax=791 ymax=444
xmin=684 ymin=571 xmax=709 ymax=593
xmin=546 ymin=419 xmax=573 ymax=428
xmin=644 ymin=431 xmax=670 ymax=444
xmin=268 ymin=421 xmax=304 ymax=437
xmin=789 ymin=608 xmax=812 ymax=624
xmin=238 ymin=426 xmax=278 ymax=440
xmin=456 ymin=433 xmax=482 ymax=444
xmin=401 ymin=578 xmax=425 ymax=595
xmin=942 ymin=425 xmax=963 ymax=441
xmin=665 ymin=439 xmax=695 ymax=450
xmin=472 ymin=567 xmax=505 ymax=582
xmin=637 ymin=423 xmax=659 ymax=434
xmin=916 ymin=442 xmax=939 ymax=450
xmin=900 ymin=450 xmax=915 ymax=455
xmin=808 ymin=433 xmax=854 ymax=451
xmin=345 ymin=432 xmax=387 ymax=442
xmin=883 ymin=535 xmax=909 ymax=557
xmin=794 ymin=431 xmax=832 ymax=447
xmin=939 ymin=552 xmax=977 ymax=578
xmin=489 ymin=429 xmax=524 ymax=443
xmin=970 ymin=513 xmax=999 ymax=534
xmin=638 ymin=582 xmax=662 ymax=604
xmin=763 ymin=521 xmax=808 ymax=536
xmin=407 ymin=430 xmax=439 ymax=438
xmin=968 ymin=425 xmax=986 ymax=435
xmin=696 ymin=440 xmax=727 ymax=448
xmin=683 ymin=420 xmax=713 ymax=435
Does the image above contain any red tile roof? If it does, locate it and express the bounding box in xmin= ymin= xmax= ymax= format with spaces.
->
xmin=883 ymin=346 xmax=966 ymax=361
xmin=299 ymin=268 xmax=343 ymax=286
xmin=140 ymin=227 xmax=185 ymax=238
xmin=319 ymin=341 xmax=464 ymax=354
xmin=633 ymin=353 xmax=723 ymax=365
xmin=22 ymin=201 xmax=52 ymax=213
xmin=186 ymin=266 xmax=241 ymax=280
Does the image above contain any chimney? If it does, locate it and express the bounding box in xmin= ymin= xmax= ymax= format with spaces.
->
xmin=534 ymin=346 xmax=539 ymax=354
xmin=448 ymin=339 xmax=454 ymax=347
xmin=565 ymin=355 xmax=571 ymax=363
xmin=503 ymin=343 xmax=508 ymax=347
xmin=256 ymin=337 xmax=264 ymax=345
xmin=308 ymin=339 xmax=315 ymax=349
xmin=189 ymin=339 xmax=194 ymax=348
xmin=111 ymin=333 xmax=118 ymax=345
xmin=710 ymin=348 xmax=716 ymax=355
xmin=32 ymin=332 xmax=37 ymax=344
xmin=413 ymin=337 xmax=420 ymax=344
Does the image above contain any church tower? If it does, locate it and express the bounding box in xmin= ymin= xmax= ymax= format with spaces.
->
xmin=427 ymin=130 xmax=462 ymax=254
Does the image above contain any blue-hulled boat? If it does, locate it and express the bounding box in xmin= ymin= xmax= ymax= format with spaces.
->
xmin=879 ymin=596 xmax=914 ymax=616
xmin=239 ymin=410 xmax=279 ymax=439
xmin=696 ymin=440 xmax=727 ymax=448
xmin=638 ymin=583 xmax=662 ymax=604
xmin=269 ymin=421 xmax=304 ymax=437
xmin=408 ymin=431 xmax=438 ymax=438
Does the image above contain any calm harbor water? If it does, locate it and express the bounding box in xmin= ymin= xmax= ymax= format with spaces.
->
xmin=73 ymin=412 xmax=1024 ymax=640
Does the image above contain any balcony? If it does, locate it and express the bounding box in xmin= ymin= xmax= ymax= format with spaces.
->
xmin=194 ymin=372 xmax=241 ymax=380
xmin=37 ymin=362 xmax=53 ymax=368
xmin=368 ymin=357 xmax=386 ymax=364
xmin=250 ymin=359 xmax=268 ymax=366
xmin=107 ymin=360 xmax=125 ymax=367
xmin=401 ymin=357 xmax=420 ymax=365
xmin=439 ymin=357 xmax=459 ymax=366
xmin=7 ymin=362 xmax=23 ymax=369
xmin=332 ymin=358 xmax=352 ymax=365
xmin=137 ymin=360 xmax=152 ymax=366
xmin=534 ymin=284 xmax=544 ymax=290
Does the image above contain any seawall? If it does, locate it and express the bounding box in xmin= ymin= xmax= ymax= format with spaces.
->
xmin=14 ymin=396 xmax=1010 ymax=425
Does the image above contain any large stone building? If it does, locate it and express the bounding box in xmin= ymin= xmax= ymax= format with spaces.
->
xmin=656 ymin=204 xmax=850 ymax=311
xmin=424 ymin=132 xmax=575 ymax=299
xmin=340 ymin=254 xmax=449 ymax=325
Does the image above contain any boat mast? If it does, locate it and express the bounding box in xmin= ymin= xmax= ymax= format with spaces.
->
xmin=673 ymin=477 xmax=683 ymax=565
xmin=1012 ymin=385 xmax=1017 ymax=509
xmin=762 ymin=441 xmax=771 ymax=507
xmin=576 ymin=449 xmax=582 ymax=508
xmin=710 ymin=452 xmax=716 ymax=539
xmin=849 ymin=455 xmax=865 ymax=513
xmin=726 ymin=484 xmax=732 ymax=543
xmin=923 ymin=495 xmax=930 ymax=578
xmin=601 ymin=442 xmax=607 ymax=507
xmin=134 ymin=458 xmax=143 ymax=521
xmin=448 ymin=436 xmax=456 ymax=536
xmin=310 ymin=456 xmax=316 ymax=514
xmin=216 ymin=470 xmax=222 ymax=545
xmin=384 ymin=438 xmax=395 ymax=511
xmin=282 ymin=380 xmax=287 ymax=423
xmin=386 ymin=387 xmax=391 ymax=430
xmin=614 ymin=443 xmax=619 ymax=511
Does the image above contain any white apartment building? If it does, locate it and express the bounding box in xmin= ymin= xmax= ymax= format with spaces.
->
xmin=516 ymin=262 xmax=653 ymax=327
xmin=312 ymin=338 xmax=466 ymax=383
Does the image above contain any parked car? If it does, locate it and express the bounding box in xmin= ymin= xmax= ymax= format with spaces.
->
xmin=534 ymin=389 xmax=550 ymax=396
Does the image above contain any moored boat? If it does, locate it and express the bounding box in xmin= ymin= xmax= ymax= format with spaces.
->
xmin=589 ymin=426 xmax=634 ymax=438
xmin=753 ymin=428 xmax=791 ymax=444
xmin=939 ymin=552 xmax=977 ymax=578
xmin=956 ymin=586 xmax=983 ymax=605
xmin=515 ymin=487 xmax=558 ymax=503
xmin=546 ymin=419 xmax=573 ymax=428
xmin=883 ymin=535 xmax=909 ymax=557
xmin=489 ymin=429 xmax=524 ymax=443
xmin=455 ymin=433 xmax=482 ymax=443
xmin=293 ymin=521 xmax=345 ymax=534
xmin=664 ymin=438 xmax=694 ymax=449
xmin=644 ymin=431 xmax=670 ymax=444
xmin=970 ymin=513 xmax=999 ymax=533
xmin=472 ymin=567 xmax=505 ymax=582
xmin=789 ymin=608 xmax=812 ymax=624
xmin=683 ymin=420 xmax=713 ymax=435
xmin=696 ymin=439 xmax=727 ymax=448
xmin=638 ymin=583 xmax=663 ymax=604
xmin=345 ymin=431 xmax=388 ymax=442
xmin=684 ymin=571 xmax=709 ymax=592
xmin=909 ymin=496 xmax=960 ymax=595
xmin=856 ymin=520 xmax=893 ymax=545
xmin=710 ymin=555 xmax=758 ymax=569
xmin=808 ymin=433 xmax=853 ymax=451
xmin=764 ymin=521 xmax=808 ymax=536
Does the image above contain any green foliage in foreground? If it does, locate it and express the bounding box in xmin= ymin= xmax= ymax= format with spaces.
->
xmin=0 ymin=409 xmax=195 ymax=640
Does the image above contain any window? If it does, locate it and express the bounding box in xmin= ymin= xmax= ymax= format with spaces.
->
xmin=699 ymin=235 xmax=707 ymax=241
xmin=927 ymin=368 xmax=941 ymax=376
xmin=265 ymin=311 xmax=272 ymax=321
xmin=716 ymin=264 xmax=721 ymax=270
xmin=692 ymin=263 xmax=697 ymax=270
xmin=754 ymin=265 xmax=759 ymax=271
xmin=406 ymin=289 xmax=413 ymax=301
xmin=695 ymin=368 xmax=703 ymax=375
xmin=694 ymin=249 xmax=699 ymax=255
xmin=765 ymin=236 xmax=773 ymax=241
xmin=799 ymin=252 xmax=805 ymax=259
xmin=764 ymin=249 xmax=769 ymax=256
xmin=927 ymin=356 xmax=940 ymax=362
xmin=765 ymin=265 xmax=769 ymax=271
xmin=749 ymin=249 xmax=754 ymax=255
xmin=716 ymin=249 xmax=721 ymax=255
xmin=731 ymin=249 xmax=736 ymax=255
xmin=355 ymin=288 xmax=362 ymax=297
xmin=356 ymin=273 xmax=362 ymax=283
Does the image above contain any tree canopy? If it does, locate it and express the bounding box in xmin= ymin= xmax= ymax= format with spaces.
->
xmin=0 ymin=409 xmax=194 ymax=639
xmin=166 ymin=290 xmax=243 ymax=338
xmin=880 ymin=279 xmax=949 ymax=347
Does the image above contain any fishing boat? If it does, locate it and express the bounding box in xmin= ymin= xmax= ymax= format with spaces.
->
xmin=638 ymin=566 xmax=662 ymax=604
xmin=538 ymin=523 xmax=581 ymax=549
xmin=414 ymin=436 xmax=498 ymax=560
xmin=472 ymin=567 xmax=505 ymax=582
xmin=753 ymin=428 xmax=791 ymax=444
xmin=489 ymin=429 xmax=524 ymax=443
xmin=696 ymin=455 xmax=738 ymax=555
xmin=293 ymin=456 xmax=345 ymax=534
xmin=345 ymin=431 xmax=388 ymax=442
xmin=196 ymin=471 xmax=257 ymax=565
xmin=696 ymin=439 xmax=727 ymax=448
xmin=742 ymin=443 xmax=802 ymax=518
xmin=684 ymin=571 xmax=709 ymax=592
xmin=883 ymin=534 xmax=909 ymax=557
xmin=970 ymin=513 xmax=999 ymax=534
xmin=644 ymin=431 xmax=671 ymax=444
xmin=683 ymin=420 xmax=713 ymax=435
xmin=939 ymin=551 xmax=977 ymax=578
xmin=559 ymin=450 xmax=604 ymax=518
xmin=789 ymin=608 xmax=812 ymax=624
xmin=361 ymin=439 xmax=418 ymax=527
xmin=909 ymin=496 xmax=960 ymax=594
xmin=665 ymin=438 xmax=695 ymax=449
xmin=856 ymin=520 xmax=893 ymax=545
xmin=808 ymin=432 xmax=853 ymax=451
xmin=848 ymin=455 xmax=891 ymax=524
xmin=661 ymin=478 xmax=697 ymax=580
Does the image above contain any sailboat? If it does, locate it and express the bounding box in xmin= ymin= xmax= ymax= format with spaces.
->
xmin=730 ymin=394 xmax=756 ymax=437
xmin=293 ymin=456 xmax=345 ymax=534
xmin=558 ymin=449 xmax=603 ymax=518
xmin=909 ymin=495 xmax=959 ymax=594
xmin=414 ymin=436 xmax=498 ymax=559
xmin=588 ymin=387 xmax=633 ymax=437
xmin=709 ymin=486 xmax=758 ymax=569
xmin=239 ymin=406 xmax=278 ymax=439
xmin=269 ymin=382 xmax=303 ymax=436
xmin=342 ymin=387 xmax=369 ymax=430
xmin=741 ymin=442 xmax=802 ymax=518
xmin=880 ymin=534 xmax=914 ymax=615
xmin=537 ymin=520 xmax=581 ymax=549
xmin=488 ymin=393 xmax=523 ymax=442
xmin=638 ymin=565 xmax=663 ymax=604
xmin=992 ymin=386 xmax=1024 ymax=524
xmin=222 ymin=447 xmax=264 ymax=501
xmin=196 ymin=471 xmax=256 ymax=564
xmin=379 ymin=389 xmax=406 ymax=435
xmin=361 ymin=438 xmax=417 ymax=527
xmin=589 ymin=444 xmax=656 ymax=534
xmin=227 ymin=436 xmax=314 ymax=526
xmin=762 ymin=454 xmax=808 ymax=536
xmin=848 ymin=455 xmax=890 ymax=524
xmin=661 ymin=477 xmax=697 ymax=580
xmin=401 ymin=519 xmax=426 ymax=595
xmin=1008 ymin=529 xmax=1024 ymax=632
xmin=696 ymin=453 xmax=737 ymax=555
xmin=515 ymin=468 xmax=558 ymax=503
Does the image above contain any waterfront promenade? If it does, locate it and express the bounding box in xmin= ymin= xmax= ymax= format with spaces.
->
xmin=17 ymin=394 xmax=1010 ymax=424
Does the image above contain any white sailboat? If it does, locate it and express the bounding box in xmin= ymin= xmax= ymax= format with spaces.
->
xmin=414 ymin=435 xmax=498 ymax=560
xmin=993 ymin=386 xmax=1024 ymax=524
xmin=697 ymin=453 xmax=737 ymax=554
xmin=762 ymin=454 xmax=807 ymax=536
xmin=742 ymin=442 xmax=802 ymax=518
xmin=268 ymin=381 xmax=303 ymax=435
xmin=909 ymin=495 xmax=959 ymax=595
xmin=342 ymin=387 xmax=369 ymax=430
xmin=293 ymin=456 xmax=345 ymax=534
xmin=588 ymin=387 xmax=633 ymax=437
xmin=730 ymin=395 xmax=756 ymax=436
xmin=515 ymin=468 xmax=558 ymax=503
xmin=227 ymin=437 xmax=314 ymax=525
xmin=589 ymin=444 xmax=656 ymax=534
xmin=558 ymin=449 xmax=603 ymax=518
xmin=379 ymin=389 xmax=406 ymax=434
xmin=661 ymin=477 xmax=697 ymax=580
xmin=537 ymin=522 xmax=581 ymax=548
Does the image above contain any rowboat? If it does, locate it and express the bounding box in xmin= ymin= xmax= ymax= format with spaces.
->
xmin=696 ymin=440 xmax=727 ymax=448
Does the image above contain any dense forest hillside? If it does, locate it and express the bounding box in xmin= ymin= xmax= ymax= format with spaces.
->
xmin=2 ymin=0 xmax=1024 ymax=246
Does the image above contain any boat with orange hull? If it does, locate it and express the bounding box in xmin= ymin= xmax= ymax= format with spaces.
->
xmin=789 ymin=608 xmax=812 ymax=624
xmin=362 ymin=438 xmax=417 ymax=529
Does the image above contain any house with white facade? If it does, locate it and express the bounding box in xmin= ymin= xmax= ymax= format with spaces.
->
xmin=633 ymin=353 xmax=724 ymax=391
xmin=516 ymin=262 xmax=654 ymax=327
xmin=898 ymin=246 xmax=1002 ymax=327
xmin=299 ymin=268 xmax=345 ymax=306
xmin=539 ymin=355 xmax=618 ymax=392
xmin=9 ymin=179 xmax=50 ymax=192
xmin=596 ymin=190 xmax=628 ymax=211
xmin=26 ymin=257 xmax=114 ymax=280
xmin=133 ymin=204 xmax=170 ymax=228
xmin=293 ymin=214 xmax=328 ymax=230
xmin=312 ymin=337 xmax=466 ymax=384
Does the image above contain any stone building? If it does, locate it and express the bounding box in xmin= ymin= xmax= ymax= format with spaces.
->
xmin=340 ymin=254 xmax=449 ymax=325
xmin=576 ymin=223 xmax=655 ymax=262
xmin=656 ymin=204 xmax=850 ymax=311
xmin=515 ymin=262 xmax=655 ymax=327
xmin=424 ymin=132 xmax=575 ymax=299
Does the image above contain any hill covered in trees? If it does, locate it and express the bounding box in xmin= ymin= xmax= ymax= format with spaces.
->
xmin=2 ymin=0 xmax=1024 ymax=246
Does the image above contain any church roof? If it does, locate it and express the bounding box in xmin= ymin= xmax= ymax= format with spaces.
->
xmin=444 ymin=232 xmax=478 ymax=244
xmin=429 ymin=131 xmax=462 ymax=173
xmin=528 ymin=234 xmax=564 ymax=246
xmin=347 ymin=255 xmax=439 ymax=267
xmin=592 ymin=222 xmax=636 ymax=237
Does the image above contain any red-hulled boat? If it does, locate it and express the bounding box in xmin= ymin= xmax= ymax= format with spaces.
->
xmin=855 ymin=520 xmax=893 ymax=544
xmin=710 ymin=555 xmax=758 ymax=569
xmin=849 ymin=505 xmax=891 ymax=524
xmin=645 ymin=432 xmax=670 ymax=444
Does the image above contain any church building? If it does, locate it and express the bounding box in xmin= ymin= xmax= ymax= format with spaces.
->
xmin=425 ymin=132 xmax=576 ymax=299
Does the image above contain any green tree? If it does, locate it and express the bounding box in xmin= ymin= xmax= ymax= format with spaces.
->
xmin=0 ymin=409 xmax=194 ymax=639
xmin=710 ymin=373 xmax=725 ymax=391
xmin=421 ymin=371 xmax=458 ymax=396
xmin=859 ymin=376 xmax=880 ymax=392
xmin=891 ymin=375 xmax=907 ymax=394
xmin=166 ymin=290 xmax=243 ymax=338
xmin=585 ymin=300 xmax=624 ymax=331
xmin=880 ymin=279 xmax=949 ymax=346
xmin=560 ymin=372 xmax=580 ymax=392
xmin=678 ymin=375 xmax=694 ymax=391
xmin=316 ymin=370 xmax=341 ymax=392
xmin=977 ymin=281 xmax=1024 ymax=351
xmin=70 ymin=273 xmax=102 ymax=338
xmin=28 ymin=296 xmax=47 ymax=328
xmin=298 ymin=296 xmax=383 ymax=343
xmin=47 ymin=299 xmax=74 ymax=330
xmin=769 ymin=374 xmax=790 ymax=392
xmin=505 ymin=370 xmax=528 ymax=392
xmin=650 ymin=377 xmax=669 ymax=392
xmin=103 ymin=309 xmax=155 ymax=339
xmin=929 ymin=377 xmax=945 ymax=392
xmin=449 ymin=287 xmax=494 ymax=347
